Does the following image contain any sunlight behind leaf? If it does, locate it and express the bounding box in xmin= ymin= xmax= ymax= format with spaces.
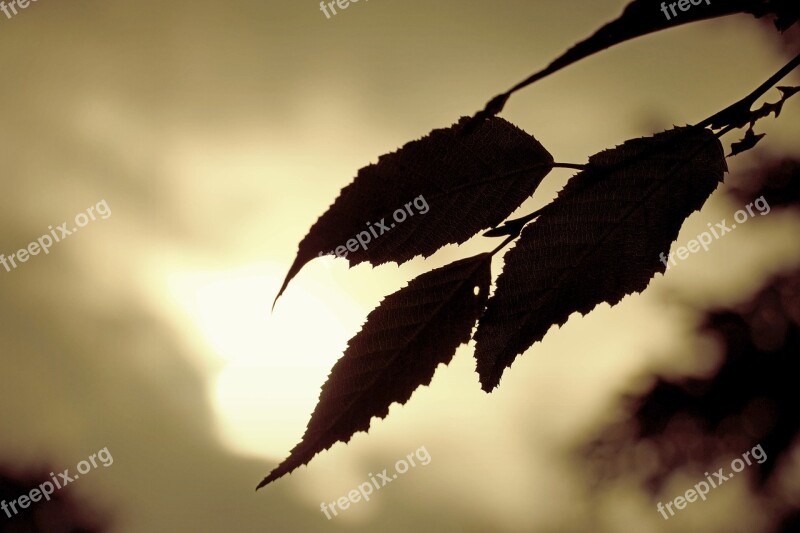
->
xmin=167 ymin=263 xmax=364 ymax=458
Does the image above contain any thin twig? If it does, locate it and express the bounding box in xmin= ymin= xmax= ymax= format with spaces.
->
xmin=695 ymin=51 xmax=800 ymax=130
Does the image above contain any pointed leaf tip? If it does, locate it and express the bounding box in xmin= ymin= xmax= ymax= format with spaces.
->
xmin=259 ymin=254 xmax=493 ymax=486
xmin=274 ymin=116 xmax=553 ymax=305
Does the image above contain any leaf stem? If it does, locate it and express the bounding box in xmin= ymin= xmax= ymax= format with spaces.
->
xmin=714 ymin=124 xmax=736 ymax=139
xmin=552 ymin=162 xmax=587 ymax=170
xmin=490 ymin=234 xmax=518 ymax=256
xmin=482 ymin=52 xmax=800 ymax=250
xmin=482 ymin=162 xmax=584 ymax=238
xmin=483 ymin=205 xmax=550 ymax=239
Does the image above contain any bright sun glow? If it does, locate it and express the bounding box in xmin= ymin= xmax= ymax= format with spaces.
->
xmin=167 ymin=262 xmax=363 ymax=459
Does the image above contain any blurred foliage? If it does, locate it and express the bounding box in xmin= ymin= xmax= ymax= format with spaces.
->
xmin=0 ymin=466 xmax=107 ymax=532
xmin=584 ymin=159 xmax=800 ymax=532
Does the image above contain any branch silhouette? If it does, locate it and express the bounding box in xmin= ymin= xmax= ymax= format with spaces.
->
xmin=469 ymin=0 xmax=799 ymax=127
xmin=259 ymin=3 xmax=799 ymax=489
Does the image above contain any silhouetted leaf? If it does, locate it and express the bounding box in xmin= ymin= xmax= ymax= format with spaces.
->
xmin=747 ymin=85 xmax=800 ymax=124
xmin=474 ymin=127 xmax=727 ymax=391
xmin=258 ymin=254 xmax=492 ymax=488
xmin=729 ymin=127 xmax=766 ymax=157
xmin=471 ymin=0 xmax=798 ymax=124
xmin=777 ymin=85 xmax=800 ymax=99
xmin=274 ymin=117 xmax=553 ymax=305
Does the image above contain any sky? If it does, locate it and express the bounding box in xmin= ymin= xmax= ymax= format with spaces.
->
xmin=0 ymin=1 xmax=798 ymax=531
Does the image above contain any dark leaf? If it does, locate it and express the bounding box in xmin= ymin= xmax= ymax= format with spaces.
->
xmin=729 ymin=127 xmax=766 ymax=157
xmin=274 ymin=117 xmax=553 ymax=305
xmin=258 ymin=254 xmax=492 ymax=488
xmin=749 ymin=85 xmax=800 ymax=123
xmin=752 ymin=101 xmax=784 ymax=122
xmin=474 ymin=127 xmax=727 ymax=391
xmin=777 ymin=85 xmax=800 ymax=99
xmin=471 ymin=0 xmax=798 ymax=123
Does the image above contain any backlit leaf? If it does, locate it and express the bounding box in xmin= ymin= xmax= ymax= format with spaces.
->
xmin=474 ymin=127 xmax=727 ymax=391
xmin=274 ymin=117 xmax=553 ymax=305
xmin=258 ymin=254 xmax=492 ymax=488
